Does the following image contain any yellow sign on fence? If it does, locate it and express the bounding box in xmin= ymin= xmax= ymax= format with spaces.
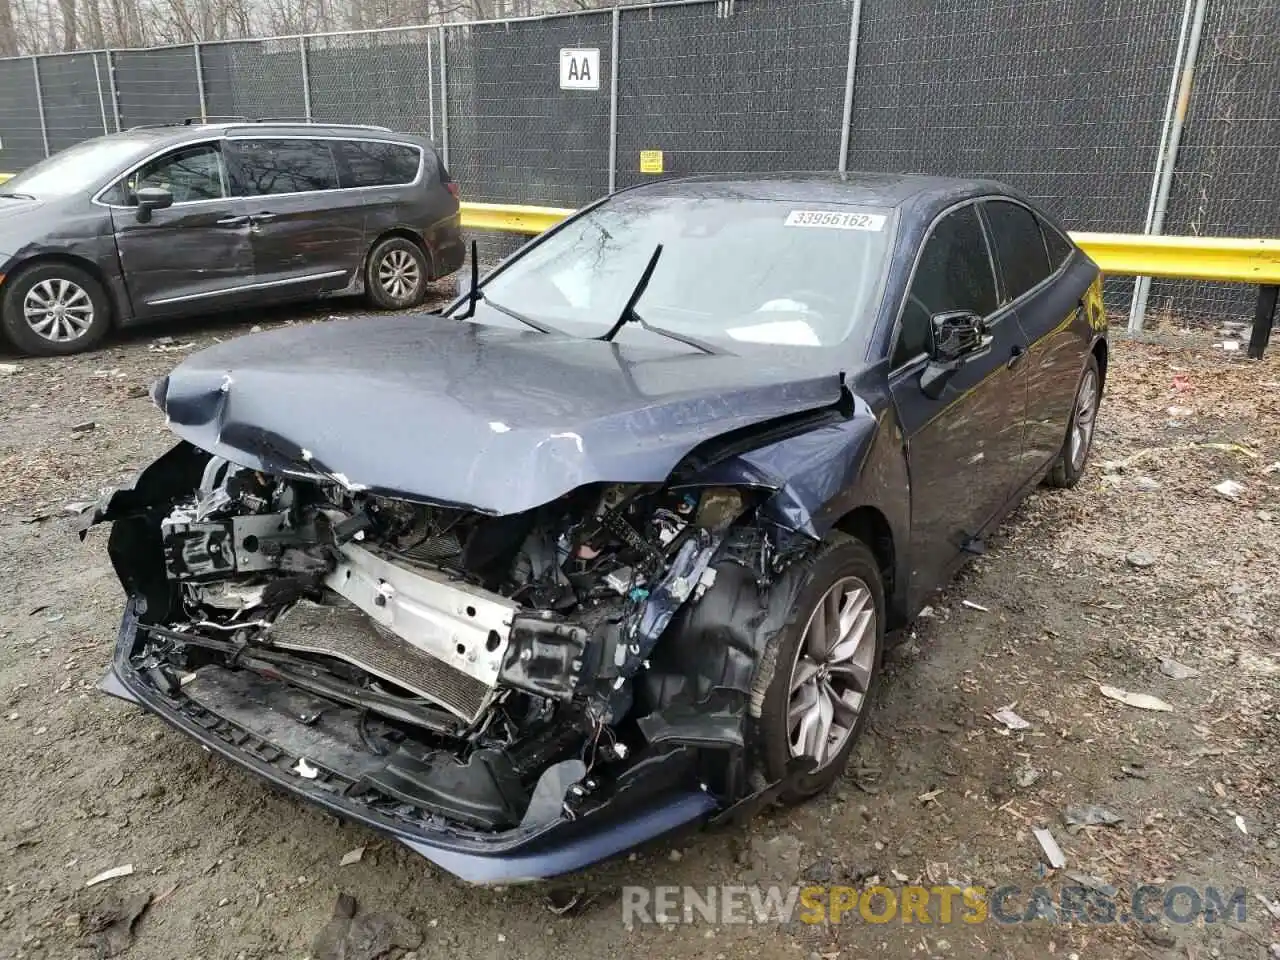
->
xmin=639 ymin=150 xmax=664 ymax=174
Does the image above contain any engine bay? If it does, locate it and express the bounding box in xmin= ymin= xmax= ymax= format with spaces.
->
xmin=118 ymin=449 xmax=805 ymax=832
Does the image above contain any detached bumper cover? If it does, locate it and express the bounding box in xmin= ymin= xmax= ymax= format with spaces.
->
xmin=101 ymin=600 xmax=716 ymax=884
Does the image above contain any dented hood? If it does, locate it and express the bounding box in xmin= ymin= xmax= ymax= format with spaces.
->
xmin=153 ymin=314 xmax=847 ymax=514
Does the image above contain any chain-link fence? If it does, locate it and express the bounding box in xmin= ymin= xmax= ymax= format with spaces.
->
xmin=0 ymin=0 xmax=1275 ymax=328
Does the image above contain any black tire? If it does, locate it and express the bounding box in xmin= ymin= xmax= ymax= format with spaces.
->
xmin=1047 ymin=354 xmax=1102 ymax=489
xmin=750 ymin=534 xmax=885 ymax=804
xmin=365 ymin=236 xmax=431 ymax=310
xmin=1 ymin=261 xmax=111 ymax=356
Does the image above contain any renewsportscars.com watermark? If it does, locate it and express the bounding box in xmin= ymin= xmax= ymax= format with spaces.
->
xmin=621 ymin=884 xmax=1250 ymax=927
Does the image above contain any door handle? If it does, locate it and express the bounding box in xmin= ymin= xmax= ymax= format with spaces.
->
xmin=251 ymin=212 xmax=277 ymax=224
xmin=1007 ymin=344 xmax=1027 ymax=370
xmin=215 ymin=215 xmax=249 ymax=227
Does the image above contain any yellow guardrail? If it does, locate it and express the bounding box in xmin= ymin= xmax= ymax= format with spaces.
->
xmin=0 ymin=177 xmax=1273 ymax=287
xmin=460 ymin=201 xmax=575 ymax=236
xmin=1071 ymin=232 xmax=1280 ymax=285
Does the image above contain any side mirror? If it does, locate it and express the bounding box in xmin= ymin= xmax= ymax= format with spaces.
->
xmin=920 ymin=310 xmax=991 ymax=400
xmin=929 ymin=310 xmax=987 ymax=363
xmin=134 ymin=186 xmax=173 ymax=223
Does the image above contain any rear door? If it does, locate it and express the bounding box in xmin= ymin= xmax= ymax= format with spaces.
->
xmin=888 ymin=201 xmax=1029 ymax=603
xmin=106 ymin=141 xmax=255 ymax=316
xmin=981 ymin=199 xmax=1083 ymax=474
xmin=225 ymin=137 xmax=366 ymax=299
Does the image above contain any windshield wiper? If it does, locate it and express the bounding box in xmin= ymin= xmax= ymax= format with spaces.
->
xmin=0 ymin=192 xmax=35 ymax=200
xmin=480 ymin=293 xmax=572 ymax=337
xmin=595 ymin=245 xmax=719 ymax=356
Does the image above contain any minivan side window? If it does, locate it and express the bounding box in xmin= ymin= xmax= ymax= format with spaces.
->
xmin=984 ymin=199 xmax=1052 ymax=304
xmin=103 ymin=143 xmax=225 ymax=206
xmin=892 ymin=204 xmax=998 ymax=369
xmin=335 ymin=141 xmax=422 ymax=188
xmin=230 ymin=139 xmax=340 ymax=196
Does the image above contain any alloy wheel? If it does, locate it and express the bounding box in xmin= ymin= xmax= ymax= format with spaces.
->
xmin=377 ymin=249 xmax=421 ymax=302
xmin=1070 ymin=368 xmax=1099 ymax=471
xmin=786 ymin=576 xmax=877 ymax=769
xmin=24 ymin=278 xmax=95 ymax=343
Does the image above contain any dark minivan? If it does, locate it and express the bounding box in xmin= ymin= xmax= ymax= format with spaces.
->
xmin=0 ymin=120 xmax=464 ymax=355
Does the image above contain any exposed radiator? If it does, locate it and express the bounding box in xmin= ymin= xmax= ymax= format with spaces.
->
xmin=269 ymin=600 xmax=490 ymax=723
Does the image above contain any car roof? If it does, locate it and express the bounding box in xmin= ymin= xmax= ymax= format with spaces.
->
xmin=622 ymin=171 xmax=1015 ymax=214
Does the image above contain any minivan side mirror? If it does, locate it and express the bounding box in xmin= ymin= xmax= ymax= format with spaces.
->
xmin=920 ymin=310 xmax=992 ymax=400
xmin=135 ymin=186 xmax=173 ymax=224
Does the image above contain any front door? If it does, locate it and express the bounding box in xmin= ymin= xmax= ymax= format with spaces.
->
xmin=109 ymin=141 xmax=255 ymax=316
xmin=225 ymin=137 xmax=365 ymax=301
xmin=888 ymin=201 xmax=1029 ymax=606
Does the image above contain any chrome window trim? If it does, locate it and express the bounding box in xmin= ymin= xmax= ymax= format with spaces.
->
xmin=92 ymin=134 xmax=425 ymax=209
xmin=145 ymin=269 xmax=347 ymax=306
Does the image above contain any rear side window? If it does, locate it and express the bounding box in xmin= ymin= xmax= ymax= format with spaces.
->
xmin=1040 ymin=216 xmax=1075 ymax=269
xmin=230 ymin=139 xmax=340 ymax=196
xmin=336 ymin=141 xmax=422 ymax=188
xmin=984 ymin=199 xmax=1052 ymax=303
xmin=893 ymin=204 xmax=997 ymax=368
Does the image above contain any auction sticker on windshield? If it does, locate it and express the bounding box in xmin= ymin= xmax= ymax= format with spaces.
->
xmin=785 ymin=210 xmax=886 ymax=231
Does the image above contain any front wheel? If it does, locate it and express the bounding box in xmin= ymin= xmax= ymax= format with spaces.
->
xmin=1 ymin=262 xmax=112 ymax=356
xmin=365 ymin=236 xmax=430 ymax=310
xmin=1047 ymin=355 xmax=1101 ymax=488
xmin=752 ymin=535 xmax=885 ymax=803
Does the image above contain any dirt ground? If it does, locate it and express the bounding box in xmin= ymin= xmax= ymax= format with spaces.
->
xmin=0 ymin=302 xmax=1276 ymax=960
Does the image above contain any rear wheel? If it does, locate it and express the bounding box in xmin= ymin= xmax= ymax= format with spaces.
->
xmin=1 ymin=262 xmax=111 ymax=356
xmin=366 ymin=236 xmax=430 ymax=310
xmin=1047 ymin=355 xmax=1101 ymax=488
xmin=752 ymin=535 xmax=884 ymax=803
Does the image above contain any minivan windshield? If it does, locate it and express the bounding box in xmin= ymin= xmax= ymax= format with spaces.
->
xmin=4 ymin=136 xmax=154 ymax=198
xmin=469 ymin=195 xmax=894 ymax=347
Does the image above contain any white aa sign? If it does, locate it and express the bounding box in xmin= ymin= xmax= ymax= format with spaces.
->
xmin=559 ymin=48 xmax=600 ymax=90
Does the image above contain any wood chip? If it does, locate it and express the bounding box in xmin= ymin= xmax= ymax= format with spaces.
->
xmin=86 ymin=864 xmax=134 ymax=887
xmin=339 ymin=846 xmax=365 ymax=866
xmin=962 ymin=600 xmax=990 ymax=612
xmin=1033 ymin=828 xmax=1066 ymax=869
xmin=1098 ymin=684 xmax=1174 ymax=712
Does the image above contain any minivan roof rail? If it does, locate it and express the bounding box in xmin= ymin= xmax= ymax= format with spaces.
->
xmin=125 ymin=117 xmax=393 ymax=133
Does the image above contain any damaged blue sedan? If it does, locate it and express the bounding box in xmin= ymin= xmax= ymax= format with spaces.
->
xmin=88 ymin=173 xmax=1107 ymax=883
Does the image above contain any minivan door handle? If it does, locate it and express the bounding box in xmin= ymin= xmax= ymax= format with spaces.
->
xmin=251 ymin=212 xmax=277 ymax=224
xmin=215 ymin=215 xmax=249 ymax=227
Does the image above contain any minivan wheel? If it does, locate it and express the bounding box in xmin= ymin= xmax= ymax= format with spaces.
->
xmin=1 ymin=262 xmax=111 ymax=356
xmin=366 ymin=237 xmax=430 ymax=309
xmin=752 ymin=535 xmax=884 ymax=804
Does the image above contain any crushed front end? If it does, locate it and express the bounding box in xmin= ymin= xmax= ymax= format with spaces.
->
xmin=90 ymin=441 xmax=816 ymax=882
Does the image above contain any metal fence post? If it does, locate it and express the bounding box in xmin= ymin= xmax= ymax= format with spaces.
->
xmin=1128 ymin=0 xmax=1208 ymax=333
xmin=193 ymin=43 xmax=208 ymax=121
xmin=300 ymin=37 xmax=313 ymax=121
xmin=608 ymin=7 xmax=620 ymax=193
xmin=106 ymin=50 xmax=121 ymax=132
xmin=837 ymin=0 xmax=863 ymax=174
xmin=31 ymin=57 xmax=50 ymax=157
xmin=93 ymin=52 xmax=110 ymax=134
xmin=427 ymin=29 xmax=436 ymax=143
xmin=438 ymin=25 xmax=449 ymax=167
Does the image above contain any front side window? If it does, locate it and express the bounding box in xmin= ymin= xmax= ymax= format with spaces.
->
xmin=230 ymin=139 xmax=340 ymax=196
xmin=893 ymin=204 xmax=997 ymax=368
xmin=336 ymin=141 xmax=422 ymax=188
xmin=467 ymin=196 xmax=894 ymax=347
xmin=107 ymin=143 xmax=226 ymax=206
xmin=984 ymin=199 xmax=1051 ymax=303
